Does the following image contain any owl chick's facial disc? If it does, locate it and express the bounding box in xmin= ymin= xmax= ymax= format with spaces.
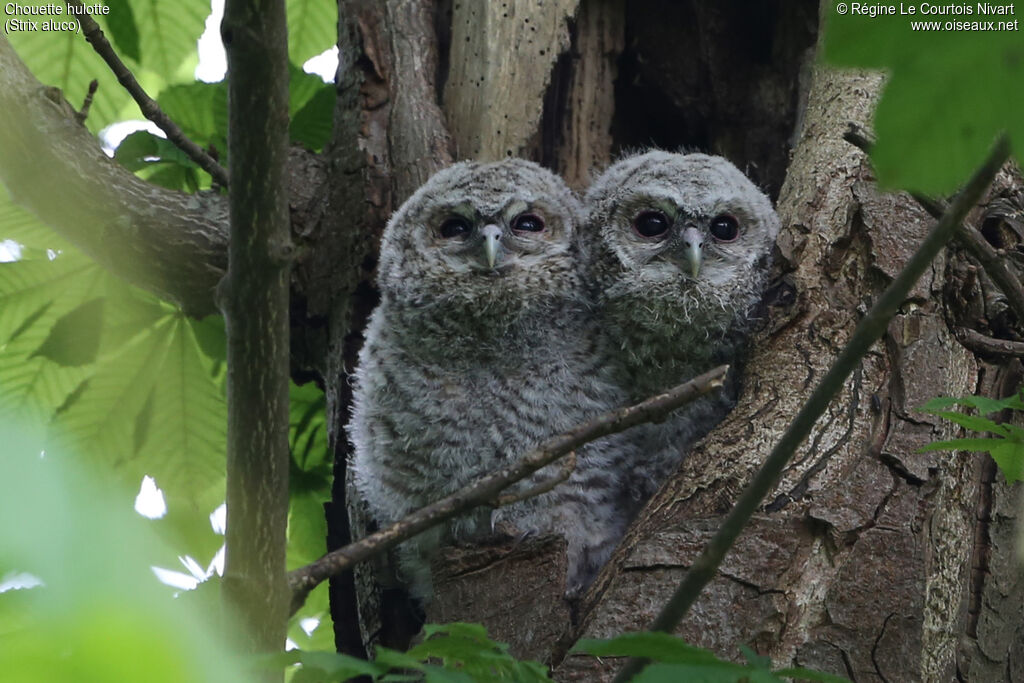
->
xmin=586 ymin=151 xmax=779 ymax=330
xmin=377 ymin=159 xmax=581 ymax=307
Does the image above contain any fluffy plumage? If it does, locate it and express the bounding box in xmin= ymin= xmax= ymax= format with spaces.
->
xmin=583 ymin=151 xmax=780 ymax=501
xmin=350 ymin=159 xmax=633 ymax=598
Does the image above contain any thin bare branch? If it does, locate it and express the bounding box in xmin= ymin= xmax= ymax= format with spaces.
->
xmin=287 ymin=365 xmax=729 ymax=614
xmin=65 ymin=0 xmax=230 ymax=187
xmin=612 ymin=135 xmax=1012 ymax=683
xmin=74 ymin=78 xmax=97 ymax=125
xmin=494 ymin=451 xmax=578 ymax=507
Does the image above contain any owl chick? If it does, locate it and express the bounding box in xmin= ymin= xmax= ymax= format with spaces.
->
xmin=350 ymin=159 xmax=633 ymax=599
xmin=583 ymin=151 xmax=780 ymax=502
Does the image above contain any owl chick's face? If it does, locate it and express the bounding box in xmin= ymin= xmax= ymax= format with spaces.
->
xmin=585 ymin=151 xmax=779 ymax=330
xmin=378 ymin=159 xmax=582 ymax=309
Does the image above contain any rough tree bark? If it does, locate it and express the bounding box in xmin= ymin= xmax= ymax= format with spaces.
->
xmin=3 ymin=0 xmax=1022 ymax=680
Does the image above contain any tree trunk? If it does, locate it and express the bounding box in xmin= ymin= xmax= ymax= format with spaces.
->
xmin=219 ymin=0 xmax=293 ymax=667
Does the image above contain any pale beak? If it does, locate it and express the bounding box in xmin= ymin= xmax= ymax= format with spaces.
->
xmin=482 ymin=224 xmax=502 ymax=269
xmin=681 ymin=226 xmax=703 ymax=278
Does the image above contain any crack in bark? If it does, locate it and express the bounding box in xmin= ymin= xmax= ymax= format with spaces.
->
xmin=795 ymin=339 xmax=816 ymax=391
xmin=840 ymin=646 xmax=859 ymax=683
xmin=619 ymin=561 xmax=785 ymax=598
xmin=967 ymin=454 xmax=996 ymax=639
xmin=871 ymin=611 xmax=896 ymax=683
xmin=879 ymin=440 xmax=928 ymax=486
xmin=766 ymin=367 xmax=863 ymax=512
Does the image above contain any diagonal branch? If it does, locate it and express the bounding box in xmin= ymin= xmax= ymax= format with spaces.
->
xmin=611 ymin=134 xmax=1011 ymax=683
xmin=286 ymin=365 xmax=729 ymax=614
xmin=65 ymin=0 xmax=229 ymax=187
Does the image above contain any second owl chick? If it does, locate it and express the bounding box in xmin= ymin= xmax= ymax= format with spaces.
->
xmin=350 ymin=159 xmax=634 ymax=599
xmin=583 ymin=151 xmax=780 ymax=503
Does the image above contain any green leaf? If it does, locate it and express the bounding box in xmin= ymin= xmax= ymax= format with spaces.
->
xmin=633 ymin=662 xmax=779 ymax=683
xmin=7 ymin=7 xmax=137 ymax=131
xmin=157 ymin=82 xmax=229 ymax=150
xmin=572 ymin=633 xmax=849 ymax=683
xmin=286 ymin=0 xmax=338 ymax=65
xmin=919 ymin=437 xmax=1010 ymax=453
xmin=139 ymin=161 xmax=202 ymax=192
xmin=104 ymin=0 xmax=141 ymax=63
xmin=740 ymin=644 xmax=772 ymax=670
xmin=0 ymin=251 xmax=101 ymax=343
xmin=191 ymin=314 xmax=227 ymax=364
xmin=115 ymin=130 xmax=196 ymax=170
xmin=0 ymin=324 xmax=92 ymax=429
xmin=290 ymin=381 xmax=329 ymax=472
xmin=267 ymin=650 xmax=386 ymax=682
xmin=405 ymin=623 xmax=554 ymax=681
xmin=0 ymin=183 xmax=75 ymax=253
xmin=288 ymin=63 xmax=334 ymax=151
xmin=822 ymin=8 xmax=1024 ymax=194
xmin=0 ymin=426 xmax=246 ymax=683
xmin=114 ymin=130 xmax=204 ymax=191
xmin=291 ymin=85 xmax=334 ymax=151
xmin=287 ymin=582 xmax=335 ymax=653
xmin=52 ymin=311 xmax=227 ymax=503
xmin=421 ymin=669 xmax=477 ymax=683
xmin=927 ymin=411 xmax=1010 ymax=437
xmin=124 ymin=0 xmax=209 ymax=81
xmin=421 ymin=622 xmax=493 ymax=642
xmin=32 ymin=297 xmax=105 ymax=366
xmin=0 ymin=254 xmax=106 ymax=425
xmin=573 ymin=632 xmax=723 ymax=665
xmin=920 ymin=394 xmax=1023 ymax=416
xmin=288 ymin=489 xmax=329 ymax=570
xmin=774 ymin=667 xmax=852 ymax=683
xmin=989 ymin=441 xmax=1024 ymax=483
xmin=373 ymin=646 xmax=428 ymax=672
xmin=160 ymin=489 xmax=226 ymax=567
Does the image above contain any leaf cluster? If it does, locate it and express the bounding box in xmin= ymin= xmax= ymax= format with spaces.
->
xmin=823 ymin=6 xmax=1023 ymax=194
xmin=919 ymin=391 xmax=1024 ymax=483
xmin=264 ymin=623 xmax=552 ymax=683
xmin=0 ymin=427 xmax=248 ymax=683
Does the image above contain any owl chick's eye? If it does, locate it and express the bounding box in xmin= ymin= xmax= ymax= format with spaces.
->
xmin=511 ymin=213 xmax=545 ymax=234
xmin=633 ymin=210 xmax=670 ymax=238
xmin=709 ymin=214 xmax=740 ymax=242
xmin=439 ymin=216 xmax=473 ymax=239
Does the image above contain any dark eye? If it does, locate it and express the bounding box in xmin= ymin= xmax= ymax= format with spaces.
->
xmin=710 ymin=214 xmax=739 ymax=242
xmin=633 ymin=210 xmax=670 ymax=238
xmin=511 ymin=213 xmax=545 ymax=233
xmin=439 ymin=217 xmax=472 ymax=239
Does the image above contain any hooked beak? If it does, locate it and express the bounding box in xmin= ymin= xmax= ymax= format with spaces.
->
xmin=681 ymin=226 xmax=703 ymax=278
xmin=482 ymin=224 xmax=502 ymax=269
